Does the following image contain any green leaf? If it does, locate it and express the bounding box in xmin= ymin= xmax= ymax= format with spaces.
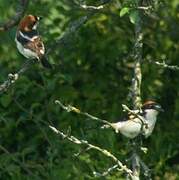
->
xmin=120 ymin=7 xmax=130 ymax=17
xmin=129 ymin=10 xmax=139 ymax=24
xmin=0 ymin=94 xmax=12 ymax=108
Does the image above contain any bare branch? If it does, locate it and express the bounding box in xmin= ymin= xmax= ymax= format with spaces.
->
xmin=79 ymin=4 xmax=104 ymax=10
xmin=131 ymin=152 xmax=140 ymax=180
xmin=152 ymin=60 xmax=179 ymax=71
xmin=122 ymin=104 xmax=148 ymax=128
xmin=0 ymin=0 xmax=29 ymax=31
xmin=55 ymin=100 xmax=112 ymax=126
xmin=130 ymin=0 xmax=144 ymax=179
xmin=0 ymin=60 xmax=33 ymax=94
xmin=93 ymin=164 xmax=119 ymax=177
xmin=73 ymin=0 xmax=112 ymax=10
xmin=56 ymin=100 xmax=148 ymax=135
xmin=131 ymin=19 xmax=143 ymax=109
xmin=138 ymin=156 xmax=151 ymax=179
xmin=136 ymin=6 xmax=152 ymax=10
xmin=47 ymin=0 xmax=112 ymax=52
xmin=49 ymin=125 xmax=133 ymax=177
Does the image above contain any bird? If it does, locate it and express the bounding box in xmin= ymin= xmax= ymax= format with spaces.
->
xmin=101 ymin=100 xmax=163 ymax=139
xmin=15 ymin=14 xmax=52 ymax=69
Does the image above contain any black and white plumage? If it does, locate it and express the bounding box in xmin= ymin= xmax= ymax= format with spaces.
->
xmin=15 ymin=15 xmax=52 ymax=69
xmin=102 ymin=101 xmax=163 ymax=139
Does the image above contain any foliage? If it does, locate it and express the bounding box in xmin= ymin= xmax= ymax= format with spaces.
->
xmin=0 ymin=0 xmax=179 ymax=179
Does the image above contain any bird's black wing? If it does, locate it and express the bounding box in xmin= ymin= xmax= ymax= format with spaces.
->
xmin=24 ymin=30 xmax=39 ymax=38
xmin=16 ymin=32 xmax=29 ymax=45
xmin=16 ymin=30 xmax=38 ymax=46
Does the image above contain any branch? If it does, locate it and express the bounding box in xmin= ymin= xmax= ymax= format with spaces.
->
xmin=56 ymin=100 xmax=149 ymax=135
xmin=131 ymin=152 xmax=140 ymax=180
xmin=55 ymin=100 xmax=112 ymax=126
xmin=122 ymin=104 xmax=148 ymax=128
xmin=151 ymin=60 xmax=179 ymax=71
xmin=47 ymin=0 xmax=112 ymax=52
xmin=93 ymin=164 xmax=119 ymax=177
xmin=0 ymin=60 xmax=33 ymax=94
xmin=49 ymin=125 xmax=133 ymax=178
xmin=131 ymin=10 xmax=143 ymax=109
xmin=130 ymin=0 xmax=143 ymax=179
xmin=72 ymin=0 xmax=112 ymax=10
xmin=46 ymin=14 xmax=91 ymax=54
xmin=0 ymin=0 xmax=29 ymax=31
xmin=101 ymin=103 xmax=149 ymax=134
xmin=136 ymin=6 xmax=152 ymax=10
xmin=79 ymin=4 xmax=104 ymax=10
xmin=138 ymin=156 xmax=151 ymax=179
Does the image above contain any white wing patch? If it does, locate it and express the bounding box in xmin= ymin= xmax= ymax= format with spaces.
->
xmin=19 ymin=31 xmax=33 ymax=41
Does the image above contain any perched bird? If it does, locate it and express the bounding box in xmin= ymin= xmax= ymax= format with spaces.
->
xmin=15 ymin=14 xmax=52 ymax=69
xmin=102 ymin=101 xmax=163 ymax=139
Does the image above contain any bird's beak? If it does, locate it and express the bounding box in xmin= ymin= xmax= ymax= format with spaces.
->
xmin=155 ymin=105 xmax=164 ymax=112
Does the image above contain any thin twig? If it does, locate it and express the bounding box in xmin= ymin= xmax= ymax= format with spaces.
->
xmin=73 ymin=0 xmax=112 ymax=10
xmin=0 ymin=60 xmax=33 ymax=94
xmin=122 ymin=104 xmax=148 ymax=128
xmin=152 ymin=60 xmax=179 ymax=71
xmin=74 ymin=147 xmax=92 ymax=157
xmin=55 ymin=100 xmax=112 ymax=126
xmin=49 ymin=125 xmax=133 ymax=178
xmin=0 ymin=0 xmax=29 ymax=31
xmin=137 ymin=6 xmax=152 ymax=10
xmin=47 ymin=0 xmax=112 ymax=53
xmin=79 ymin=4 xmax=104 ymax=10
xmin=93 ymin=164 xmax=119 ymax=177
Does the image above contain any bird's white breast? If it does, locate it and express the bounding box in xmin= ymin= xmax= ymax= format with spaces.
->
xmin=112 ymin=118 xmax=142 ymax=139
xmin=143 ymin=109 xmax=158 ymax=138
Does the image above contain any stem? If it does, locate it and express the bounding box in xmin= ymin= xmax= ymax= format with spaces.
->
xmin=131 ymin=0 xmax=143 ymax=179
xmin=132 ymin=1 xmax=143 ymax=109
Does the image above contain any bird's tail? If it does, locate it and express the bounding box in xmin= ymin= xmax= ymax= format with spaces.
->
xmin=41 ymin=56 xmax=52 ymax=69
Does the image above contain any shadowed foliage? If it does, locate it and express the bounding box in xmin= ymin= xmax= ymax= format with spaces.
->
xmin=0 ymin=0 xmax=179 ymax=179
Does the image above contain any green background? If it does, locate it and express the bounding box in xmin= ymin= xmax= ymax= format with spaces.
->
xmin=0 ymin=0 xmax=179 ymax=179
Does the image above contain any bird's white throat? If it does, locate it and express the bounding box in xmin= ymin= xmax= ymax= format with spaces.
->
xmin=143 ymin=109 xmax=158 ymax=137
xmin=144 ymin=109 xmax=158 ymax=122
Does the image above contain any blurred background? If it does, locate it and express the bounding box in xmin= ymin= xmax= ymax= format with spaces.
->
xmin=0 ymin=0 xmax=179 ymax=179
